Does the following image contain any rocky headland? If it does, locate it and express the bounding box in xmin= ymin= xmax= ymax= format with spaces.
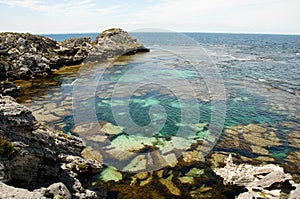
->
xmin=1 ymin=28 xmax=300 ymax=198
xmin=0 ymin=28 xmax=149 ymax=81
xmin=0 ymin=28 xmax=149 ymax=198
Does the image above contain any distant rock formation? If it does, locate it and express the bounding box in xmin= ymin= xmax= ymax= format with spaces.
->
xmin=86 ymin=28 xmax=149 ymax=62
xmin=214 ymin=154 xmax=300 ymax=199
xmin=0 ymin=28 xmax=149 ymax=80
xmin=0 ymin=95 xmax=104 ymax=199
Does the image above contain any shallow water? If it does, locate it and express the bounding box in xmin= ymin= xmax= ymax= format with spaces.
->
xmin=17 ymin=32 xmax=300 ymax=198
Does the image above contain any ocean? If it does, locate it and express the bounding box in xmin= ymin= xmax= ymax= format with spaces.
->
xmin=18 ymin=32 xmax=300 ymax=198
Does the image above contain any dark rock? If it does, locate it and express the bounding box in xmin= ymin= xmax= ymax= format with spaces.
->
xmin=0 ymin=82 xmax=20 ymax=97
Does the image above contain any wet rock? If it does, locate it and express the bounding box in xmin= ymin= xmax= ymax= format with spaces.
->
xmin=287 ymin=131 xmax=300 ymax=149
xmin=287 ymin=150 xmax=300 ymax=167
xmin=186 ymin=168 xmax=204 ymax=177
xmin=0 ymin=82 xmax=20 ymax=97
xmin=216 ymin=124 xmax=282 ymax=157
xmin=99 ymin=166 xmax=122 ymax=182
xmin=123 ymin=155 xmax=147 ymax=172
xmin=182 ymin=150 xmax=205 ymax=163
xmin=159 ymin=178 xmax=181 ymax=196
xmin=178 ymin=176 xmax=194 ymax=184
xmin=214 ymin=154 xmax=300 ymax=199
xmin=81 ymin=146 xmax=103 ymax=164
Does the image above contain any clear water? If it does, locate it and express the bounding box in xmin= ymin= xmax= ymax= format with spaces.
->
xmin=17 ymin=32 xmax=300 ymax=196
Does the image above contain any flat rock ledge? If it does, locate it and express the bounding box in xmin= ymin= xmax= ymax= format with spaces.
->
xmin=214 ymin=154 xmax=300 ymax=199
xmin=0 ymin=95 xmax=104 ymax=199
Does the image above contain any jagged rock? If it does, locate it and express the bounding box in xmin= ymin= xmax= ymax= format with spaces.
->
xmin=0 ymin=181 xmax=44 ymax=199
xmin=0 ymin=95 xmax=103 ymax=198
xmin=0 ymin=95 xmax=36 ymax=129
xmin=0 ymin=28 xmax=149 ymax=80
xmin=214 ymin=154 xmax=300 ymax=199
xmin=0 ymin=82 xmax=21 ymax=97
xmin=0 ymin=32 xmax=62 ymax=80
xmin=42 ymin=182 xmax=72 ymax=199
xmin=0 ymin=181 xmax=71 ymax=199
xmin=87 ymin=28 xmax=149 ymax=61
xmin=58 ymin=37 xmax=92 ymax=65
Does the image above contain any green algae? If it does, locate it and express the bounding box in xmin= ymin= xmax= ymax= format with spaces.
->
xmin=0 ymin=138 xmax=19 ymax=158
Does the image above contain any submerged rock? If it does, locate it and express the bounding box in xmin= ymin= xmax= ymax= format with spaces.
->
xmin=159 ymin=178 xmax=181 ymax=196
xmin=0 ymin=95 xmax=103 ymax=198
xmin=214 ymin=154 xmax=300 ymax=199
xmin=216 ymin=124 xmax=282 ymax=157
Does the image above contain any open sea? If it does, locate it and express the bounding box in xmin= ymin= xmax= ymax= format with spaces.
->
xmin=16 ymin=32 xmax=300 ymax=198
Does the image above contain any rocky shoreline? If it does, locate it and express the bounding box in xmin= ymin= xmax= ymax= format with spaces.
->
xmin=0 ymin=28 xmax=149 ymax=81
xmin=0 ymin=28 xmax=300 ymax=198
xmin=0 ymin=28 xmax=149 ymax=199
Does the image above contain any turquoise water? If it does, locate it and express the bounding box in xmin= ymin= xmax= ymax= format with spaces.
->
xmin=20 ymin=32 xmax=300 ymax=171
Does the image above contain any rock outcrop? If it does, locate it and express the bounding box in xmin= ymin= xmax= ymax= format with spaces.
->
xmin=0 ymin=28 xmax=149 ymax=80
xmin=0 ymin=95 xmax=103 ymax=199
xmin=87 ymin=28 xmax=149 ymax=62
xmin=214 ymin=154 xmax=300 ymax=199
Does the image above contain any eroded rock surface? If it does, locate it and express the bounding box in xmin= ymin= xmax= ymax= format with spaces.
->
xmin=87 ymin=28 xmax=149 ymax=62
xmin=0 ymin=28 xmax=149 ymax=80
xmin=214 ymin=154 xmax=300 ymax=199
xmin=0 ymin=95 xmax=103 ymax=199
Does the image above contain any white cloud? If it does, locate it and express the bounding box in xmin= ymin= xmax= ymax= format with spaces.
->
xmin=122 ymin=0 xmax=300 ymax=33
xmin=0 ymin=0 xmax=98 ymax=17
xmin=0 ymin=0 xmax=299 ymax=34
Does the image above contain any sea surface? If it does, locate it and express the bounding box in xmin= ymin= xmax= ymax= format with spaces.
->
xmin=17 ymin=32 xmax=300 ymax=198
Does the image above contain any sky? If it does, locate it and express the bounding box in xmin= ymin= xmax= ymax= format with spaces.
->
xmin=0 ymin=0 xmax=299 ymax=34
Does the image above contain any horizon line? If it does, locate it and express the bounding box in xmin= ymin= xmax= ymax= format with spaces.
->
xmin=41 ymin=31 xmax=300 ymax=36
xmin=1 ymin=30 xmax=300 ymax=36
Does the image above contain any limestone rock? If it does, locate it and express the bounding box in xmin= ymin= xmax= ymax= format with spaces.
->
xmin=87 ymin=28 xmax=149 ymax=61
xmin=0 ymin=28 xmax=149 ymax=80
xmin=214 ymin=154 xmax=300 ymax=199
xmin=0 ymin=96 xmax=103 ymax=198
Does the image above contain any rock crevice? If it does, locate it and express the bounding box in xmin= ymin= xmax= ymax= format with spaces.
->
xmin=0 ymin=95 xmax=103 ymax=199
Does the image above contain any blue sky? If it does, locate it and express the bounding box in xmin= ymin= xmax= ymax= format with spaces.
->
xmin=0 ymin=0 xmax=299 ymax=34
